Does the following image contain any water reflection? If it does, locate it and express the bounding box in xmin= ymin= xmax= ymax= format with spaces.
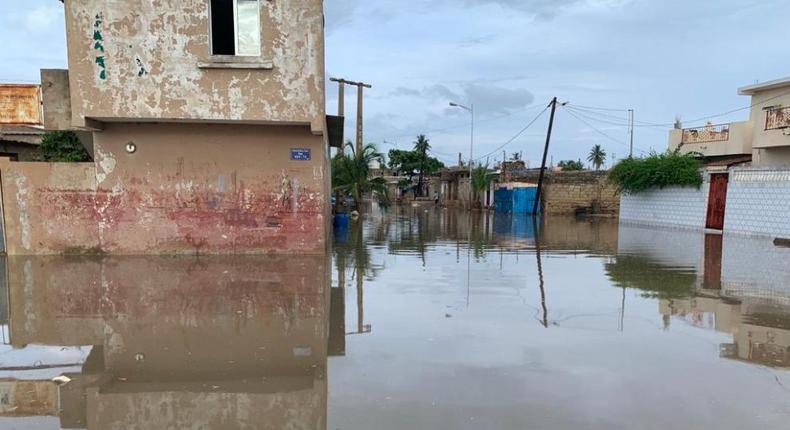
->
xmin=2 ymin=207 xmax=790 ymax=429
xmin=1 ymin=256 xmax=329 ymax=429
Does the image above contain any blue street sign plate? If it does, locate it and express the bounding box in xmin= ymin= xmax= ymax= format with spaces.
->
xmin=290 ymin=148 xmax=311 ymax=161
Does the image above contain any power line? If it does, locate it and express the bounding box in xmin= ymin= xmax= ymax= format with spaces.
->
xmin=474 ymin=103 xmax=551 ymax=163
xmin=567 ymin=105 xmax=670 ymax=128
xmin=566 ymin=104 xmax=629 ymax=112
xmin=561 ymin=106 xmax=650 ymax=155
xmin=368 ymin=103 xmax=547 ymax=144
xmin=568 ymin=88 xmax=790 ymax=129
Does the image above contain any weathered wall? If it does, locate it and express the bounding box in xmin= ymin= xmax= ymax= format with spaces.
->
xmin=0 ymin=160 xmax=100 ymax=255
xmin=619 ymin=182 xmax=709 ymax=231
xmin=40 ymin=69 xmax=72 ymax=131
xmin=0 ymin=123 xmax=329 ymax=255
xmin=509 ymin=171 xmax=619 ymax=214
xmin=63 ymin=0 xmax=326 ymax=132
xmin=91 ymin=123 xmax=328 ymax=254
xmin=754 ymin=146 xmax=790 ymax=167
xmin=0 ymin=380 xmax=58 ymax=416
xmin=724 ymin=167 xmax=790 ymax=238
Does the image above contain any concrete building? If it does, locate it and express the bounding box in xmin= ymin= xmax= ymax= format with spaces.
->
xmin=669 ymin=76 xmax=790 ymax=167
xmin=0 ymin=0 xmax=336 ymax=255
xmin=623 ymin=77 xmax=790 ymax=237
xmin=0 ymin=126 xmax=44 ymax=161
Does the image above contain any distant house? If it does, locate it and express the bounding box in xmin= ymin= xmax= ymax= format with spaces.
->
xmin=0 ymin=125 xmax=43 ymax=160
xmin=669 ymin=76 xmax=790 ymax=167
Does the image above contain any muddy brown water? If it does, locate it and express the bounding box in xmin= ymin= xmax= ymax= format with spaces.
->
xmin=1 ymin=205 xmax=789 ymax=429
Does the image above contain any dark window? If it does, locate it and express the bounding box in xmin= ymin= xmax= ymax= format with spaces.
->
xmin=210 ymin=0 xmax=261 ymax=56
xmin=211 ymin=0 xmax=236 ymax=55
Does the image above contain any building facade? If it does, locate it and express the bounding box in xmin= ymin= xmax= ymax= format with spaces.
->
xmin=669 ymin=77 xmax=790 ymax=167
xmin=1 ymin=0 xmax=332 ymax=255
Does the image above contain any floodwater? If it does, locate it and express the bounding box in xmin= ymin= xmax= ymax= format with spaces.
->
xmin=1 ymin=205 xmax=790 ymax=429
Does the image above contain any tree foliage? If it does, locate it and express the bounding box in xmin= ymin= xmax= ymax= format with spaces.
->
xmin=388 ymin=150 xmax=444 ymax=176
xmin=471 ymin=163 xmax=493 ymax=193
xmin=587 ymin=144 xmax=607 ymax=170
xmin=332 ymin=142 xmax=389 ymax=208
xmin=557 ymin=159 xmax=584 ymax=171
xmin=39 ymin=131 xmax=92 ymax=162
xmin=608 ymin=150 xmax=703 ymax=194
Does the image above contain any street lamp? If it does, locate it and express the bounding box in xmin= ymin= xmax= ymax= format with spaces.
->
xmin=449 ymin=102 xmax=474 ymax=208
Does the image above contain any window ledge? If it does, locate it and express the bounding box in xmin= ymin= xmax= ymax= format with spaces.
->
xmin=199 ymin=56 xmax=273 ymax=70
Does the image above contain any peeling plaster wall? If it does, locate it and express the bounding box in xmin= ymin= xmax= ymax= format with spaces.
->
xmin=0 ymin=123 xmax=329 ymax=255
xmin=0 ymin=160 xmax=100 ymax=255
xmin=63 ymin=0 xmax=326 ymax=132
xmin=91 ymin=123 xmax=328 ymax=254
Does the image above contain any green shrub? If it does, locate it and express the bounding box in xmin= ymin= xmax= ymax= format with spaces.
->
xmin=608 ymin=150 xmax=703 ymax=194
xmin=39 ymin=131 xmax=92 ymax=162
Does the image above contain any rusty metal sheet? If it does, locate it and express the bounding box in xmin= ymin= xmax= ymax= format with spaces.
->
xmin=0 ymin=84 xmax=42 ymax=125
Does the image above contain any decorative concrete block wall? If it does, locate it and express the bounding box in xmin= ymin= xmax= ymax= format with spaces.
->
xmin=619 ymin=180 xmax=709 ymax=230
xmin=724 ymin=168 xmax=790 ymax=238
xmin=721 ymin=233 xmax=790 ymax=301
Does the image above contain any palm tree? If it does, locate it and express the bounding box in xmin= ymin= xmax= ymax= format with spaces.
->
xmin=470 ymin=163 xmax=493 ymax=209
xmin=332 ymin=142 xmax=389 ymax=208
xmin=587 ymin=144 xmax=607 ymax=170
xmin=413 ymin=135 xmax=431 ymax=197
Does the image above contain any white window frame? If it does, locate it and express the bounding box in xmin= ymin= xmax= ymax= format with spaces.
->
xmin=209 ymin=0 xmax=261 ymax=57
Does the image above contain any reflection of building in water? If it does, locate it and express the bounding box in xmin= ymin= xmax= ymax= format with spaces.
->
xmin=661 ymin=296 xmax=790 ymax=368
xmin=2 ymin=256 xmax=330 ymax=429
xmin=618 ymin=224 xmax=790 ymax=368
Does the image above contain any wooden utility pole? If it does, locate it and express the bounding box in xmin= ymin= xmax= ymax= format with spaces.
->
xmin=534 ymin=97 xmax=559 ymax=216
xmin=329 ymin=78 xmax=372 ymax=155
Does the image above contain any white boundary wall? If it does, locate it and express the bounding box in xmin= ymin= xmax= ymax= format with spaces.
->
xmin=619 ymin=177 xmax=709 ymax=230
xmin=723 ymin=167 xmax=790 ymax=238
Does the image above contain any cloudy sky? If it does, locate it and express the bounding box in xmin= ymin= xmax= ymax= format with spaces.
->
xmin=2 ymin=0 xmax=789 ymax=167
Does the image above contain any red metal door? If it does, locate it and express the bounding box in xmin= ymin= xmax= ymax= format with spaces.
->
xmin=706 ymin=173 xmax=729 ymax=230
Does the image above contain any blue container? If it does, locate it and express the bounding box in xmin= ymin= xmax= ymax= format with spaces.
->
xmin=333 ymin=213 xmax=349 ymax=243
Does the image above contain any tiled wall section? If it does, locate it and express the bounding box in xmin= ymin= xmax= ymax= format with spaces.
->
xmin=724 ymin=168 xmax=790 ymax=238
xmin=619 ymin=181 xmax=709 ymax=230
xmin=722 ymin=233 xmax=790 ymax=302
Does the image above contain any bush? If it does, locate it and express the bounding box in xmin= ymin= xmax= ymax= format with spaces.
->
xmin=39 ymin=131 xmax=92 ymax=162
xmin=608 ymin=150 xmax=703 ymax=194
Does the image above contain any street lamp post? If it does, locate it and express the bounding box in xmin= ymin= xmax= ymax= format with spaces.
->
xmin=449 ymin=102 xmax=474 ymax=208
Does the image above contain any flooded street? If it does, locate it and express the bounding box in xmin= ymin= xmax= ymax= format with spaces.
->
xmin=2 ymin=206 xmax=790 ymax=429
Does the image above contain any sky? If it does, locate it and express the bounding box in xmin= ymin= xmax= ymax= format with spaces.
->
xmin=2 ymin=0 xmax=789 ymax=167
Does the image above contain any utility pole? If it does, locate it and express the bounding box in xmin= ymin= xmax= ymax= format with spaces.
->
xmin=330 ymin=78 xmax=372 ymax=155
xmin=534 ymin=97 xmax=560 ymax=216
xmin=628 ymin=109 xmax=634 ymax=158
xmin=449 ymin=102 xmax=474 ymax=208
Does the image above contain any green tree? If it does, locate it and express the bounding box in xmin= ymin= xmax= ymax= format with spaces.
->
xmin=39 ymin=131 xmax=91 ymax=162
xmin=471 ymin=163 xmax=493 ymax=209
xmin=557 ymin=159 xmax=584 ymax=171
xmin=587 ymin=144 xmax=607 ymax=170
xmin=332 ymin=142 xmax=389 ymax=208
xmin=387 ymin=139 xmax=444 ymax=198
xmin=414 ymin=134 xmax=431 ymax=197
